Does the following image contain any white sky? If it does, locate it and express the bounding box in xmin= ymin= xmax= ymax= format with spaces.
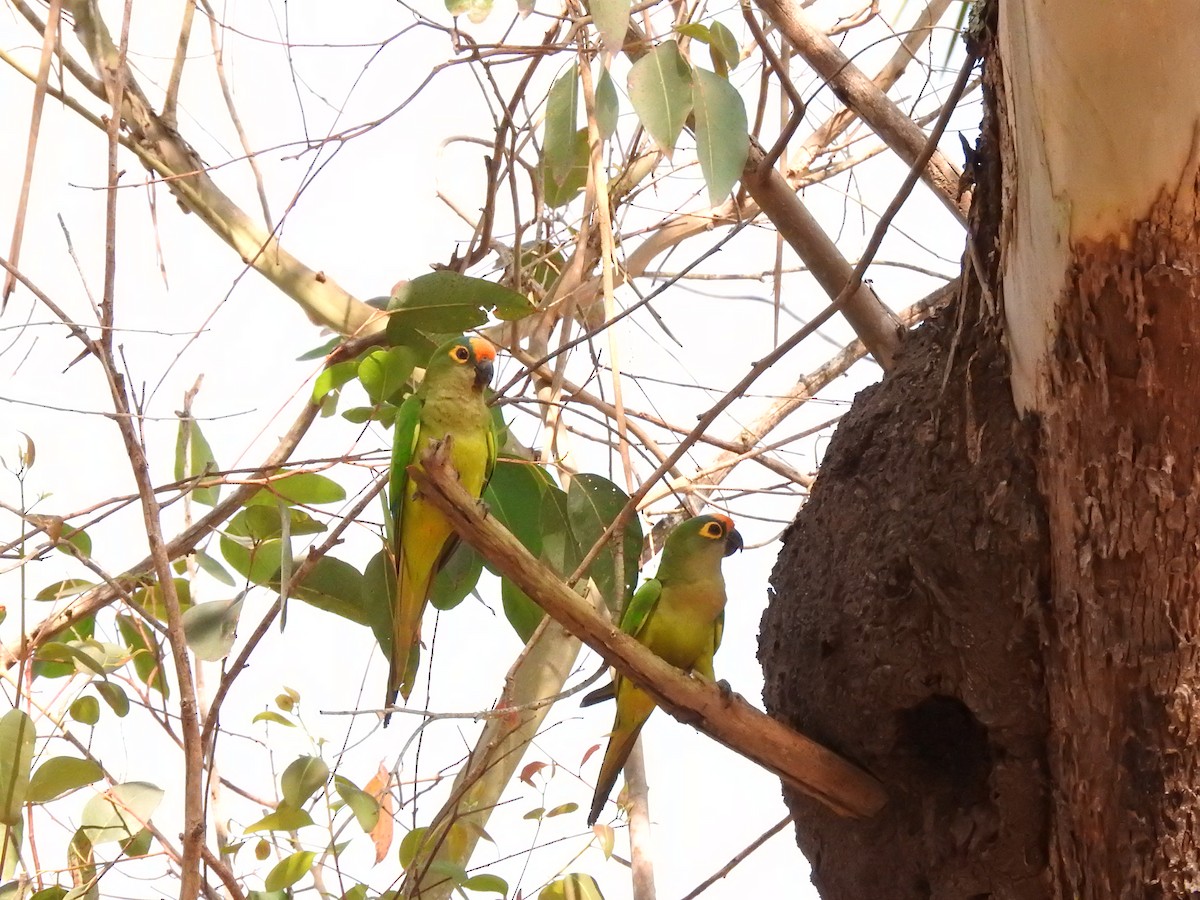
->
xmin=0 ymin=0 xmax=973 ymax=897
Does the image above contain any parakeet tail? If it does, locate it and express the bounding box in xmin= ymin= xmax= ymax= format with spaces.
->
xmin=384 ymin=563 xmax=426 ymax=726
xmin=587 ymin=717 xmax=648 ymax=826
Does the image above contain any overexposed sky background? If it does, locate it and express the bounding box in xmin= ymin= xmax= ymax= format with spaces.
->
xmin=0 ymin=0 xmax=973 ymax=896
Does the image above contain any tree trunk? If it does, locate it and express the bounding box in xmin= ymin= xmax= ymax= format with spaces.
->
xmin=762 ymin=4 xmax=1200 ymax=897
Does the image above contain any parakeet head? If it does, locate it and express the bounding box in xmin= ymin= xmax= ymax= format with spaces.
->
xmin=661 ymin=513 xmax=744 ymax=572
xmin=427 ymin=335 xmax=496 ymax=392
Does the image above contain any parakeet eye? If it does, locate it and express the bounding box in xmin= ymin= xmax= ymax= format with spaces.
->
xmin=451 ymin=345 xmax=471 ymax=363
xmin=699 ymin=521 xmax=724 ymax=540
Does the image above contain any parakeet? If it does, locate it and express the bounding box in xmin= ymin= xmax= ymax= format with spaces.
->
xmin=385 ymin=335 xmax=497 ymax=722
xmin=584 ymin=513 xmax=743 ymax=825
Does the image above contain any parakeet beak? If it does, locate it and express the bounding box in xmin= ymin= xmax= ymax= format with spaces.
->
xmin=473 ymin=356 xmax=494 ymax=391
xmin=724 ymin=528 xmax=744 ymax=557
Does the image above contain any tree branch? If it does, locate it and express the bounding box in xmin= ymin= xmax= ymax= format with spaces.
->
xmin=409 ymin=455 xmax=888 ymax=819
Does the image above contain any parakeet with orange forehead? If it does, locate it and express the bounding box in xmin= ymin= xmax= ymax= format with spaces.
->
xmin=385 ymin=335 xmax=497 ymax=720
xmin=583 ymin=513 xmax=743 ymax=824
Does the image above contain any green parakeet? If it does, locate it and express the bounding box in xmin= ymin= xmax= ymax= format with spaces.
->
xmin=385 ymin=335 xmax=497 ymax=722
xmin=584 ymin=513 xmax=743 ymax=825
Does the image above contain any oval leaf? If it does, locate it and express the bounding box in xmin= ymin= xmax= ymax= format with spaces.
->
xmin=544 ymin=64 xmax=580 ymax=184
xmin=80 ymin=782 xmax=163 ymax=845
xmin=69 ymin=696 xmax=100 ymax=726
xmin=28 ymin=757 xmax=103 ymax=804
xmin=333 ymin=776 xmax=380 ymax=833
xmin=264 ymin=850 xmax=316 ymax=892
xmin=280 ymin=756 xmax=329 ymax=808
xmin=627 ymin=40 xmax=693 ymax=155
xmin=0 ymin=711 xmax=35 ymax=824
xmin=386 ymin=272 xmax=533 ymax=346
xmin=539 ymin=874 xmax=605 ymax=900
xmin=182 ymin=597 xmax=244 ymax=662
xmin=591 ymin=0 xmax=630 ymax=55
xmin=691 ymin=66 xmax=749 ymax=204
xmin=244 ymin=805 xmax=314 ymax=833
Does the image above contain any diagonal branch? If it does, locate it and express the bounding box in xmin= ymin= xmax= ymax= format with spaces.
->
xmin=752 ymin=0 xmax=967 ymax=222
xmin=410 ymin=456 xmax=888 ymax=819
xmin=60 ymin=0 xmax=381 ymax=336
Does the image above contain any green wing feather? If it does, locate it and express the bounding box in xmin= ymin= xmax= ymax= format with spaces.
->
xmin=619 ymin=577 xmax=662 ymax=638
xmin=387 ymin=393 xmax=424 ymax=537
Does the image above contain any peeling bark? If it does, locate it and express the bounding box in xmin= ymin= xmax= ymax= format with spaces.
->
xmin=1038 ymin=152 xmax=1200 ymax=896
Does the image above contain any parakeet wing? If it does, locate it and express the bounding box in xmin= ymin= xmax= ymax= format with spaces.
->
xmin=387 ymin=392 xmax=423 ymax=533
xmin=619 ymin=577 xmax=662 ymax=639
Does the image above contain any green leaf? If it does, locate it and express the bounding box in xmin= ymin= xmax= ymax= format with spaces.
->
xmin=220 ymin=535 xmax=283 ymax=586
xmin=545 ymin=801 xmax=578 ymax=817
xmin=591 ymin=0 xmax=630 ymax=54
xmin=29 ymin=887 xmax=67 ymax=900
xmin=708 ymin=21 xmax=739 ymax=71
xmin=544 ymin=64 xmax=580 ymax=185
xmin=80 ymin=782 xmax=163 ymax=845
xmin=312 ymin=359 xmax=360 ymax=403
xmin=358 ymin=347 xmax=418 ymax=406
xmin=333 ymin=776 xmax=379 ymax=833
xmin=485 ymin=462 xmax=549 ymax=559
xmin=264 ymin=850 xmax=316 ymax=892
xmin=120 ymin=827 xmax=152 ymax=858
xmin=55 ymin=527 xmax=91 ymax=559
xmin=595 ymin=68 xmax=619 ymax=140
xmin=0 ymin=711 xmax=35 ymax=825
xmin=182 ymin=597 xmax=244 ymax=662
xmin=462 ymin=873 xmax=508 ymax=896
xmin=34 ymin=579 xmax=94 ymax=602
xmin=627 ymin=40 xmax=693 ymax=155
xmin=567 ymin=474 xmax=642 ymax=614
xmin=116 ymin=615 xmax=169 ymax=698
xmin=386 ymin=272 xmax=533 ymax=347
xmin=540 ymin=485 xmax=578 ymax=575
xmin=27 ymin=757 xmax=103 ymax=804
xmin=539 ymin=874 xmax=605 ymax=900
xmin=175 ymin=417 xmax=221 ymax=507
xmin=129 ymin=579 xmax=193 ymax=621
xmin=298 ymin=335 xmax=342 ymax=362
xmin=244 ymin=805 xmax=313 ymax=833
xmin=280 ymin=756 xmax=329 ymax=808
xmin=1 ymin=824 xmax=22 ymax=882
xmin=195 ymin=549 xmax=235 ymax=586
xmin=541 ymin=129 xmax=591 ymax=209
xmin=251 ymin=711 xmax=295 ymax=728
xmin=673 ymin=22 xmax=711 ymax=41
xmin=247 ymin=472 xmax=346 ymax=507
xmin=501 ymin=579 xmax=544 ymax=644
xmin=362 ymin=549 xmax=396 ymax=657
xmin=691 ymin=66 xmax=749 ymax=204
xmin=398 ymin=827 xmax=429 ymax=871
xmin=445 ymin=0 xmax=492 ymax=23
xmin=94 ymin=682 xmax=129 ymax=717
xmin=429 ymin=544 xmax=484 ymax=612
xmin=288 ymin=556 xmax=368 ymax=626
xmin=69 ymin=697 xmax=100 ymax=726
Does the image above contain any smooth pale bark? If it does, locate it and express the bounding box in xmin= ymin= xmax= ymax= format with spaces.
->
xmin=1000 ymin=3 xmax=1200 ymax=894
xmin=1000 ymin=2 xmax=1200 ymax=410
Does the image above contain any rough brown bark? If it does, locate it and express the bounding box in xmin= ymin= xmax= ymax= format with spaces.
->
xmin=1036 ymin=141 xmax=1200 ymax=898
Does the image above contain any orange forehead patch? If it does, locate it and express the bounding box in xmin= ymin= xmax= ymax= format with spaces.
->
xmin=469 ymin=337 xmax=496 ymax=362
xmin=709 ymin=513 xmax=735 ymax=533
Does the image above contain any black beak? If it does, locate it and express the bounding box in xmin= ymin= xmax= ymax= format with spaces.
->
xmin=724 ymin=528 xmax=744 ymax=557
xmin=474 ymin=358 xmax=494 ymax=391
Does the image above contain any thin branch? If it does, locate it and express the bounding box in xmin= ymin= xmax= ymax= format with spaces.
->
xmin=753 ymin=0 xmax=966 ymax=221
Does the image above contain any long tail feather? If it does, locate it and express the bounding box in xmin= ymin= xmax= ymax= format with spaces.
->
xmin=588 ymin=684 xmax=656 ymax=825
xmin=385 ymin=562 xmax=426 ymax=725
